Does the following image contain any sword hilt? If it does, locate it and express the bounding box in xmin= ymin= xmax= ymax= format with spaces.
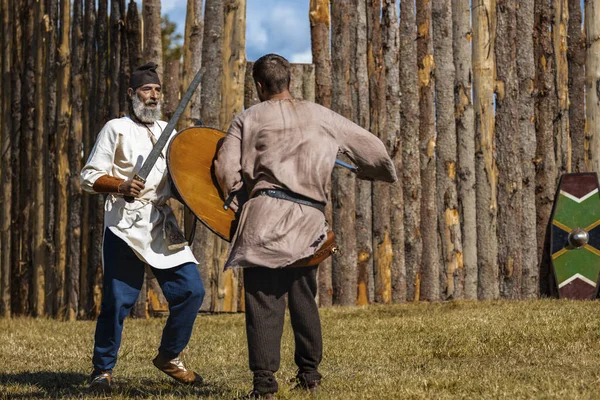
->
xmin=123 ymin=174 xmax=146 ymax=203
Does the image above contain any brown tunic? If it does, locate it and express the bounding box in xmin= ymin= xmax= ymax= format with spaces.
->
xmin=214 ymin=99 xmax=397 ymax=269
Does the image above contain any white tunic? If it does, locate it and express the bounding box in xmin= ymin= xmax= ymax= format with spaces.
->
xmin=80 ymin=116 xmax=198 ymax=269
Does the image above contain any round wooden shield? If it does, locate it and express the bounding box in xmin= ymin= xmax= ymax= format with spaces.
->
xmin=550 ymin=172 xmax=600 ymax=299
xmin=167 ymin=127 xmax=236 ymax=241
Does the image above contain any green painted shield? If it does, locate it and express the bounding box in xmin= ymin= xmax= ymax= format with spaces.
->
xmin=551 ymin=173 xmax=600 ymax=299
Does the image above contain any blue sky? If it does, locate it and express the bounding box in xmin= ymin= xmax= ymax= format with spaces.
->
xmin=135 ymin=0 xmax=312 ymax=63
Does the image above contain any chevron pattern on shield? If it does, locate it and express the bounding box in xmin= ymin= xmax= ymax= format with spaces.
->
xmin=551 ymin=173 xmax=600 ymax=299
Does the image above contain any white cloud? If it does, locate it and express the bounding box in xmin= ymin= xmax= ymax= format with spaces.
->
xmin=245 ymin=0 xmax=311 ymax=62
xmin=290 ymin=49 xmax=312 ymax=64
xmin=246 ymin=19 xmax=269 ymax=51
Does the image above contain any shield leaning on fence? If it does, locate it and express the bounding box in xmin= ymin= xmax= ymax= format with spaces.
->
xmin=551 ymin=172 xmax=600 ymax=299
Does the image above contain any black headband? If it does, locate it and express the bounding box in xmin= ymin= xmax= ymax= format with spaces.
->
xmin=129 ymin=61 xmax=161 ymax=90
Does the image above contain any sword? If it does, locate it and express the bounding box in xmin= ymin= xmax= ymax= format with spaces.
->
xmin=124 ymin=68 xmax=204 ymax=203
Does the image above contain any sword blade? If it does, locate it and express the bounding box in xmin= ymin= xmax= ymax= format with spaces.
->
xmin=335 ymin=159 xmax=357 ymax=173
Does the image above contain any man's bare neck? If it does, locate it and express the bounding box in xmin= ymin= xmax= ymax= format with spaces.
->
xmin=264 ymin=90 xmax=293 ymax=101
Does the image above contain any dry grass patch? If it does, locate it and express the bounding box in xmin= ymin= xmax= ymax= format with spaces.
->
xmin=1 ymin=300 xmax=600 ymax=399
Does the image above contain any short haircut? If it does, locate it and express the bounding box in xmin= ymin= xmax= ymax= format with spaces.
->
xmin=252 ymin=54 xmax=291 ymax=95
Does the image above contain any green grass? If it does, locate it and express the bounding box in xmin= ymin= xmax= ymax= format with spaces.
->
xmin=2 ymin=300 xmax=600 ymax=399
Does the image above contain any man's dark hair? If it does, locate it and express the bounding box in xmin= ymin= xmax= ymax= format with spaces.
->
xmin=252 ymin=54 xmax=291 ymax=95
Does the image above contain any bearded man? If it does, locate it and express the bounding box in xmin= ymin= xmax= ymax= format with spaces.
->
xmin=81 ymin=62 xmax=205 ymax=393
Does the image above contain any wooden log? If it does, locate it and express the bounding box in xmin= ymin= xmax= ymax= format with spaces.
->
xmin=535 ymin=0 xmax=556 ymax=270
xmin=217 ymin=0 xmax=246 ymax=312
xmin=118 ymin=0 xmax=129 ymax=116
xmin=302 ymin=64 xmax=315 ymax=102
xmin=200 ymin=0 xmax=223 ymax=151
xmin=400 ymin=0 xmax=421 ymax=302
xmin=553 ymin=0 xmax=570 ymax=175
xmin=473 ymin=0 xmax=498 ymax=300
xmin=89 ymin=195 xmax=104 ymax=319
xmin=5 ymin=1 xmax=23 ymax=315
xmin=568 ymin=0 xmax=585 ymax=172
xmin=127 ymin=0 xmax=142 ymax=70
xmin=433 ymin=0 xmax=463 ymax=299
xmin=310 ymin=0 xmax=332 ymax=109
xmin=109 ymin=0 xmax=121 ymax=119
xmin=517 ymin=0 xmax=539 ymax=298
xmin=142 ymin=0 xmax=162 ymax=81
xmin=66 ymin=0 xmax=84 ymax=320
xmin=417 ymin=0 xmax=440 ymax=301
xmin=0 ymin=3 xmax=2 ymax=315
xmin=383 ymin=0 xmax=405 ymax=303
xmin=89 ymin=0 xmax=109 ymax=319
xmin=18 ymin=0 xmax=35 ymax=315
xmin=496 ymin=0 xmax=523 ymax=298
xmin=44 ymin=0 xmax=59 ymax=316
xmin=370 ymin=0 xmax=392 ymax=304
xmin=10 ymin=0 xmax=23 ymax=315
xmin=244 ymin=62 xmax=259 ymax=107
xmin=163 ymin=59 xmax=180 ymax=121
xmin=586 ymin=0 xmax=600 ymax=174
xmin=453 ymin=0 xmax=477 ymax=300
xmin=352 ymin=0 xmax=373 ymax=305
xmin=0 ymin=0 xmax=11 ymax=318
xmin=386 ymin=5 xmax=405 ymax=303
xmin=32 ymin=0 xmax=46 ymax=316
xmin=210 ymin=0 xmax=230 ymax=313
xmin=221 ymin=0 xmax=246 ymax=126
xmin=55 ymin=0 xmax=71 ymax=318
xmin=290 ymin=64 xmax=304 ymax=98
xmin=310 ymin=0 xmax=333 ymax=307
xmin=198 ymin=0 xmax=223 ymax=312
xmin=180 ymin=0 xmax=203 ymax=129
xmin=0 ymin=2 xmax=2 ymax=198
xmin=331 ymin=0 xmax=357 ymax=306
xmin=80 ymin=0 xmax=96 ymax=318
xmin=96 ymin=0 xmax=109 ymax=128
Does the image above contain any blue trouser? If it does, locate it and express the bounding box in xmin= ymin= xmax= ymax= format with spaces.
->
xmin=92 ymin=228 xmax=205 ymax=373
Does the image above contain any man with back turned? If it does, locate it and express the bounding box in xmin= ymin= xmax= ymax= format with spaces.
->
xmin=214 ymin=53 xmax=397 ymax=398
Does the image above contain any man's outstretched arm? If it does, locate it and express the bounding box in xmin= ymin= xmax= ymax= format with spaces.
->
xmin=330 ymin=110 xmax=398 ymax=183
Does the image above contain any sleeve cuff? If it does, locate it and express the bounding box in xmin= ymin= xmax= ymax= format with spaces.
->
xmin=92 ymin=175 xmax=125 ymax=194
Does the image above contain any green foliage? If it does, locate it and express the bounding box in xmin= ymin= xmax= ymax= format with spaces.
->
xmin=162 ymin=14 xmax=182 ymax=64
xmin=2 ymin=300 xmax=600 ymax=398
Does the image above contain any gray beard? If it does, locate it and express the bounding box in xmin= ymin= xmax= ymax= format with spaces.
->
xmin=132 ymin=95 xmax=162 ymax=123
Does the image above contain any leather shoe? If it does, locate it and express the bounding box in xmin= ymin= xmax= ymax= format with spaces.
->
xmin=88 ymin=370 xmax=112 ymax=394
xmin=152 ymin=353 xmax=203 ymax=385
